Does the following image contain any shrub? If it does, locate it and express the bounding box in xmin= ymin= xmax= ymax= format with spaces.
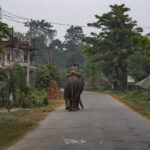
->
xmin=29 ymin=88 xmax=48 ymax=107
xmin=14 ymin=88 xmax=48 ymax=108
xmin=14 ymin=89 xmax=33 ymax=108
xmin=9 ymin=63 xmax=27 ymax=93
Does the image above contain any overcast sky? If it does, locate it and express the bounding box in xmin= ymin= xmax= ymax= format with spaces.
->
xmin=1 ymin=0 xmax=150 ymax=41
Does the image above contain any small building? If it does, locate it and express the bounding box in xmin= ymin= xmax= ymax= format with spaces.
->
xmin=135 ymin=76 xmax=150 ymax=90
xmin=0 ymin=37 xmax=36 ymax=70
xmin=127 ymin=76 xmax=135 ymax=83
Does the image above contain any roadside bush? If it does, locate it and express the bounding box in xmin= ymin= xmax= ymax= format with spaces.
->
xmin=9 ymin=63 xmax=28 ymax=93
xmin=14 ymin=88 xmax=48 ymax=108
xmin=0 ymin=69 xmax=6 ymax=107
xmin=0 ymin=63 xmax=51 ymax=108
xmin=14 ymin=89 xmax=33 ymax=108
xmin=29 ymin=88 xmax=48 ymax=107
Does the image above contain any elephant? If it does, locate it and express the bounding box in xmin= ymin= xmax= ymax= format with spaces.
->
xmin=64 ymin=75 xmax=84 ymax=111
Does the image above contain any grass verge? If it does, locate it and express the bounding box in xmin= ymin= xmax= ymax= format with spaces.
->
xmin=0 ymin=100 xmax=64 ymax=150
xmin=85 ymin=86 xmax=150 ymax=119
xmin=104 ymin=90 xmax=150 ymax=120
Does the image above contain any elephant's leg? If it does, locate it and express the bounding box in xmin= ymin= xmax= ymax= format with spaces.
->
xmin=65 ymin=98 xmax=70 ymax=110
xmin=74 ymin=95 xmax=80 ymax=110
xmin=79 ymin=97 xmax=84 ymax=110
xmin=75 ymin=98 xmax=79 ymax=110
xmin=76 ymin=97 xmax=83 ymax=110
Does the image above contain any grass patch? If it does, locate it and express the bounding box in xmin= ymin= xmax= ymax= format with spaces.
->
xmin=0 ymin=100 xmax=64 ymax=150
xmin=84 ymin=86 xmax=111 ymax=92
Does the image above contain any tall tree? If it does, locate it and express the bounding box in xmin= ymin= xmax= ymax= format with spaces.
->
xmin=0 ymin=22 xmax=11 ymax=53
xmin=64 ymin=26 xmax=85 ymax=66
xmin=126 ymin=34 xmax=150 ymax=81
xmin=51 ymin=39 xmax=67 ymax=67
xmin=84 ymin=4 xmax=142 ymax=90
xmin=145 ymin=34 xmax=150 ymax=59
xmin=25 ymin=20 xmax=57 ymax=64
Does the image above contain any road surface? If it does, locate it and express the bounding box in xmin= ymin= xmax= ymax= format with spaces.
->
xmin=7 ymin=92 xmax=150 ymax=150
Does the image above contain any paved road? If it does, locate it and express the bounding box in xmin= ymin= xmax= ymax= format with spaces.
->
xmin=7 ymin=92 xmax=150 ymax=150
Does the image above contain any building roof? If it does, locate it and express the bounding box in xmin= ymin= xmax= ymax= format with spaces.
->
xmin=0 ymin=37 xmax=19 ymax=48
xmin=0 ymin=37 xmax=38 ymax=50
xmin=135 ymin=76 xmax=150 ymax=90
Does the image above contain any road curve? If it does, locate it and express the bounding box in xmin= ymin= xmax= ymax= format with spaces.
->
xmin=7 ymin=92 xmax=150 ymax=150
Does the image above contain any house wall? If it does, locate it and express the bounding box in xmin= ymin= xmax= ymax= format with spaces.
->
xmin=0 ymin=41 xmax=35 ymax=70
xmin=0 ymin=53 xmax=4 ymax=61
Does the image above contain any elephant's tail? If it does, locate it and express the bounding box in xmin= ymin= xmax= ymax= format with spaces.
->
xmin=71 ymin=76 xmax=75 ymax=107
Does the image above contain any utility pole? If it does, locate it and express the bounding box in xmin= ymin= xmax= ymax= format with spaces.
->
xmin=0 ymin=6 xmax=2 ymax=22
xmin=50 ymin=47 xmax=53 ymax=64
xmin=27 ymin=20 xmax=32 ymax=85
xmin=11 ymin=27 xmax=14 ymax=67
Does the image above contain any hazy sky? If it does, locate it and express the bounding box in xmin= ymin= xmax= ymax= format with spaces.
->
xmin=1 ymin=0 xmax=150 ymax=41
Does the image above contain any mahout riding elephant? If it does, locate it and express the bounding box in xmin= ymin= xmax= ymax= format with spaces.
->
xmin=64 ymin=75 xmax=84 ymax=111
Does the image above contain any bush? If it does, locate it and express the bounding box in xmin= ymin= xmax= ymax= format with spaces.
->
xmin=29 ymin=89 xmax=48 ymax=107
xmin=7 ymin=63 xmax=49 ymax=108
xmin=0 ymin=63 xmax=52 ymax=108
xmin=9 ymin=63 xmax=28 ymax=93
xmin=14 ymin=88 xmax=48 ymax=108
xmin=14 ymin=89 xmax=33 ymax=108
xmin=0 ymin=69 xmax=7 ymax=107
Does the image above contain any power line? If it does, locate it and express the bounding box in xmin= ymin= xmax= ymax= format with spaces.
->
xmin=2 ymin=9 xmax=89 ymax=27
xmin=3 ymin=12 xmax=26 ymax=22
xmin=3 ymin=13 xmax=25 ymax=24
xmin=50 ymin=22 xmax=89 ymax=28
xmin=3 ymin=15 xmax=25 ymax=24
xmin=2 ymin=9 xmax=30 ymax=21
xmin=2 ymin=9 xmax=150 ymax=29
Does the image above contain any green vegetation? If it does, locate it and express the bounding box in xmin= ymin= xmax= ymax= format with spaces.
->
xmin=14 ymin=88 xmax=48 ymax=108
xmin=83 ymin=63 xmax=102 ymax=89
xmin=84 ymin=4 xmax=143 ymax=90
xmin=63 ymin=25 xmax=85 ymax=66
xmin=82 ymin=3 xmax=150 ymax=119
xmin=0 ymin=22 xmax=11 ymax=53
xmin=1 ymin=4 xmax=150 ymax=147
xmin=127 ymin=51 xmax=150 ymax=81
xmin=0 ymin=63 xmax=61 ymax=108
xmin=0 ymin=20 xmax=63 ymax=149
xmin=34 ymin=64 xmax=61 ymax=89
xmin=25 ymin=19 xmax=56 ymax=64
xmin=9 ymin=63 xmax=28 ymax=93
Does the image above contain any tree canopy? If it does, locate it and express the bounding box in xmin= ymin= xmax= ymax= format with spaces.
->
xmin=25 ymin=19 xmax=57 ymax=64
xmin=64 ymin=25 xmax=85 ymax=66
xmin=84 ymin=4 xmax=143 ymax=90
xmin=0 ymin=22 xmax=11 ymax=53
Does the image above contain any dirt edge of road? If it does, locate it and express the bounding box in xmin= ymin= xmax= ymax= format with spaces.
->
xmin=0 ymin=100 xmax=64 ymax=150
